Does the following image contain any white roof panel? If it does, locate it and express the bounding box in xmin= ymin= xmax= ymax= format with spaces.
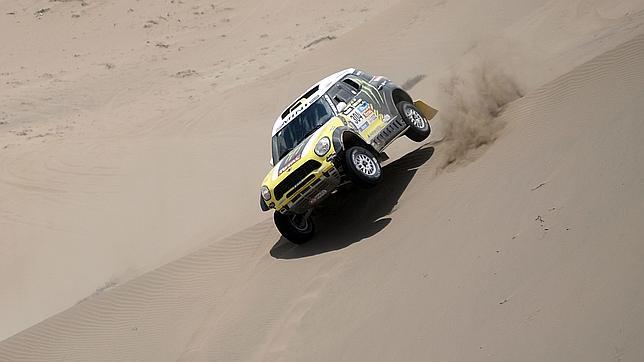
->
xmin=271 ymin=68 xmax=355 ymax=136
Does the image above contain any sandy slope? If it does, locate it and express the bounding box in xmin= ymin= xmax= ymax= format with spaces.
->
xmin=1 ymin=0 xmax=644 ymax=360
xmin=0 ymin=0 xmax=392 ymax=340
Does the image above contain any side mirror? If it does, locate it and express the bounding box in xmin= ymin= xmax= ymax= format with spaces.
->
xmin=336 ymin=101 xmax=347 ymax=113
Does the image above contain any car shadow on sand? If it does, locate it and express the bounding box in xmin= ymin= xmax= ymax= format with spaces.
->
xmin=270 ymin=145 xmax=435 ymax=259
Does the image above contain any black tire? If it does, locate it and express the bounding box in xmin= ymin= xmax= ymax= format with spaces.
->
xmin=344 ymin=146 xmax=382 ymax=188
xmin=397 ymin=101 xmax=431 ymax=142
xmin=274 ymin=211 xmax=315 ymax=244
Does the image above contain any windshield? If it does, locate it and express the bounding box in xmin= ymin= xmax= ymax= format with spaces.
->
xmin=272 ymin=98 xmax=334 ymax=163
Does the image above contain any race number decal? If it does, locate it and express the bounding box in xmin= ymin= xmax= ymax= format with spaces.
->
xmin=350 ymin=111 xmax=368 ymax=131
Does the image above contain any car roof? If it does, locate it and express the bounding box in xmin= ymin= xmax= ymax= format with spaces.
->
xmin=271 ymin=68 xmax=355 ymax=136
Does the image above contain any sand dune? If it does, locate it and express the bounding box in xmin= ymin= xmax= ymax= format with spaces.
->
xmin=1 ymin=0 xmax=644 ymax=361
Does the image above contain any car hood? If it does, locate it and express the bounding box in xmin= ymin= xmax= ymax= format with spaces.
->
xmin=268 ymin=131 xmax=319 ymax=182
xmin=263 ymin=118 xmax=340 ymax=186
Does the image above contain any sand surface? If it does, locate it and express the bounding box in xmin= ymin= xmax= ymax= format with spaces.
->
xmin=1 ymin=0 xmax=644 ymax=361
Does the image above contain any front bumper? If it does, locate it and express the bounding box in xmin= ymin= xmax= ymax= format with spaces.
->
xmin=274 ymin=160 xmax=342 ymax=214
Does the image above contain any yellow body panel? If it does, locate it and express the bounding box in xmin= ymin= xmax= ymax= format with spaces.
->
xmin=359 ymin=111 xmax=386 ymax=140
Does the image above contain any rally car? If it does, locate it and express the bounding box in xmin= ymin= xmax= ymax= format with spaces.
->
xmin=260 ymin=68 xmax=437 ymax=243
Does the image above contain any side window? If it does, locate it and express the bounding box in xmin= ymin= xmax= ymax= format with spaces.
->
xmin=342 ymin=78 xmax=361 ymax=93
xmin=327 ymin=81 xmax=359 ymax=106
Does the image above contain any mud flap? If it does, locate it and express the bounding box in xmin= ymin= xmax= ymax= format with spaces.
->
xmin=413 ymin=100 xmax=438 ymax=121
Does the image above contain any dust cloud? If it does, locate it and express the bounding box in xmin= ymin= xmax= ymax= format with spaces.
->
xmin=435 ymin=59 xmax=524 ymax=168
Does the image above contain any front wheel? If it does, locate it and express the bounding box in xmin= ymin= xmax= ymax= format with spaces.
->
xmin=274 ymin=211 xmax=315 ymax=244
xmin=397 ymin=101 xmax=431 ymax=142
xmin=344 ymin=146 xmax=383 ymax=188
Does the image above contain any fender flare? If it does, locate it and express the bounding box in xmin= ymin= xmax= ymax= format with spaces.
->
xmin=332 ymin=127 xmax=349 ymax=153
xmin=260 ymin=195 xmax=269 ymax=211
xmin=332 ymin=127 xmax=378 ymax=157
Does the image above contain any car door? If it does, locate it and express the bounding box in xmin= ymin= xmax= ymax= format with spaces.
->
xmin=327 ymin=77 xmax=390 ymax=146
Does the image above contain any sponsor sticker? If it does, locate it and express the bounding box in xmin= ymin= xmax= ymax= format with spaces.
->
xmin=309 ymin=189 xmax=328 ymax=205
xmin=344 ymin=99 xmax=381 ymax=132
xmin=362 ymin=107 xmax=376 ymax=123
xmin=278 ymin=143 xmax=305 ymax=175
xmin=356 ymin=100 xmax=369 ymax=113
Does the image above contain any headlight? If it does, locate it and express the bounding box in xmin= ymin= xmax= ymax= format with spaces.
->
xmin=261 ymin=186 xmax=271 ymax=201
xmin=314 ymin=137 xmax=331 ymax=156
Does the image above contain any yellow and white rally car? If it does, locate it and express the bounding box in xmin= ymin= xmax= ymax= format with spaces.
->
xmin=260 ymin=68 xmax=437 ymax=243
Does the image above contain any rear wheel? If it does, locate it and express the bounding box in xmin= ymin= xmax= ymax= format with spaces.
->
xmin=344 ymin=146 xmax=382 ymax=188
xmin=397 ymin=101 xmax=431 ymax=142
xmin=274 ymin=211 xmax=315 ymax=244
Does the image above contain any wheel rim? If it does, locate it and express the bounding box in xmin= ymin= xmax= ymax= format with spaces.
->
xmin=406 ymin=107 xmax=428 ymax=130
xmin=352 ymin=151 xmax=379 ymax=177
xmin=289 ymin=214 xmax=309 ymax=232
